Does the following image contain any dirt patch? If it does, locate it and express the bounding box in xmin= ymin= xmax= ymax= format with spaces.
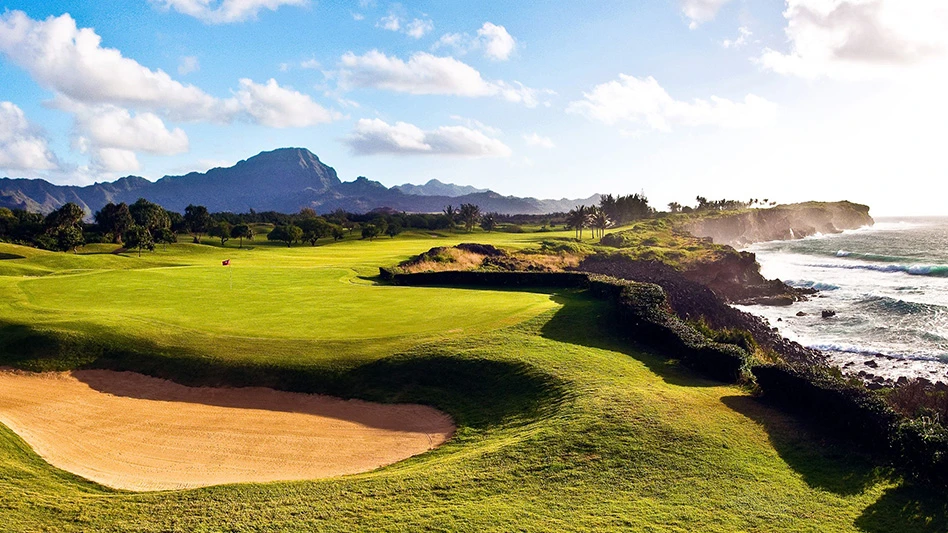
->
xmin=0 ymin=369 xmax=454 ymax=491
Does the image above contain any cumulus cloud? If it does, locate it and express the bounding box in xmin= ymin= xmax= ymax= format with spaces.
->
xmin=178 ymin=55 xmax=200 ymax=75
xmin=0 ymin=11 xmax=338 ymax=128
xmin=434 ymin=22 xmax=517 ymax=61
xmin=0 ymin=11 xmax=340 ymax=171
xmin=338 ymin=50 xmax=542 ymax=106
xmin=154 ymin=0 xmax=307 ymax=24
xmin=759 ymin=0 xmax=948 ymax=79
xmin=346 ymin=118 xmax=511 ymax=157
xmin=567 ymin=74 xmax=777 ymax=131
xmin=0 ymin=11 xmax=225 ymax=121
xmin=682 ymin=0 xmax=734 ymax=29
xmin=477 ymin=22 xmax=516 ymax=61
xmin=91 ymin=147 xmax=140 ymax=172
xmin=523 ymin=133 xmax=555 ymax=149
xmin=54 ymin=100 xmax=188 ymax=155
xmin=234 ymin=78 xmax=341 ymax=127
xmin=0 ymin=102 xmax=58 ymax=171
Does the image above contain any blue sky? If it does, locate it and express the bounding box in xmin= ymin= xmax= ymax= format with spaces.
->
xmin=1 ymin=0 xmax=946 ymax=215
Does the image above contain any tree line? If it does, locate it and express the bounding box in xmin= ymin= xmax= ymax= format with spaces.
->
xmin=0 ymin=191 xmax=774 ymax=253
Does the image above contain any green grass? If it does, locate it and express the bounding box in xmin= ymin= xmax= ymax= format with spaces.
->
xmin=0 ymin=232 xmax=944 ymax=532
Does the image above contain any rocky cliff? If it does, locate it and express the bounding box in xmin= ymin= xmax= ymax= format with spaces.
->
xmin=684 ymin=201 xmax=873 ymax=248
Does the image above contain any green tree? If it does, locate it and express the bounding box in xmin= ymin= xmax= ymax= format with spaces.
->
xmin=385 ymin=222 xmax=402 ymax=238
xmin=442 ymin=205 xmax=457 ymax=229
xmin=361 ymin=224 xmax=381 ymax=240
xmin=94 ymin=202 xmax=133 ymax=244
xmin=566 ymin=205 xmax=588 ymax=240
xmin=267 ymin=224 xmax=302 ymax=247
xmin=154 ymin=227 xmax=177 ymax=246
xmin=184 ymin=204 xmax=213 ymax=243
xmin=232 ymin=224 xmax=254 ymax=248
xmin=331 ymin=225 xmax=345 ymax=241
xmin=589 ymin=206 xmax=611 ymax=239
xmin=299 ymin=217 xmax=332 ymax=245
xmin=44 ymin=202 xmax=86 ymax=252
xmin=459 ymin=203 xmax=480 ymax=232
xmin=123 ymin=225 xmax=154 ymax=257
xmin=129 ymin=199 xmax=172 ymax=239
xmin=209 ymin=221 xmax=232 ymax=246
xmin=0 ymin=207 xmax=15 ymax=241
xmin=480 ymin=213 xmax=497 ymax=232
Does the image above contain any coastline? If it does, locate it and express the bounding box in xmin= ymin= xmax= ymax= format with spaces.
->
xmin=734 ymin=219 xmax=948 ymax=387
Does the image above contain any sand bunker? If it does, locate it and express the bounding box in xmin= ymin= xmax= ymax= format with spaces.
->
xmin=0 ymin=369 xmax=454 ymax=491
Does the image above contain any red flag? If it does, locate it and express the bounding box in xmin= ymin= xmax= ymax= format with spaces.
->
xmin=222 ymin=259 xmax=230 ymax=266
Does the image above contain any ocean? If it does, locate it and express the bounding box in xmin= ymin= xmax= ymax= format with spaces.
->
xmin=735 ymin=217 xmax=948 ymax=381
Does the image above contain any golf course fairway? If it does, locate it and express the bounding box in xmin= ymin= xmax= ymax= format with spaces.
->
xmin=0 ymin=230 xmax=942 ymax=532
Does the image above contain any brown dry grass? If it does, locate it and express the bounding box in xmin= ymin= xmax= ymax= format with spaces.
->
xmin=400 ymin=248 xmax=485 ymax=273
xmin=0 ymin=370 xmax=454 ymax=491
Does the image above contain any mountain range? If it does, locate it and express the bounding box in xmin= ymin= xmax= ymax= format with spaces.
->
xmin=392 ymin=179 xmax=488 ymax=197
xmin=0 ymin=148 xmax=599 ymax=216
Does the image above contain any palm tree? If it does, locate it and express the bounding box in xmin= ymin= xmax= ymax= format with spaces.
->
xmin=459 ymin=203 xmax=481 ymax=232
xmin=480 ymin=213 xmax=497 ymax=232
xmin=589 ymin=206 xmax=611 ymax=239
xmin=443 ymin=205 xmax=458 ymax=229
xmin=566 ymin=205 xmax=588 ymax=240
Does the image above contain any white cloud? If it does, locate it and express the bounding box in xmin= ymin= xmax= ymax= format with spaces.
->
xmin=235 ymin=78 xmax=341 ymax=128
xmin=682 ymin=0 xmax=734 ymax=29
xmin=433 ymin=22 xmax=518 ymax=61
xmin=0 ymin=11 xmax=226 ymax=121
xmin=352 ymin=12 xmax=365 ymax=21
xmin=405 ymin=18 xmax=434 ymax=39
xmin=0 ymin=102 xmax=58 ymax=171
xmin=57 ymin=101 xmax=189 ymax=156
xmin=154 ymin=0 xmax=307 ymax=24
xmin=722 ymin=26 xmax=752 ymax=49
xmin=92 ymin=148 xmax=140 ymax=172
xmin=0 ymin=11 xmax=339 ymax=130
xmin=300 ymin=58 xmax=321 ymax=69
xmin=523 ymin=133 xmax=555 ymax=149
xmin=376 ymin=12 xmax=433 ymax=39
xmin=567 ymin=74 xmax=777 ymax=131
xmin=346 ymin=118 xmax=511 ymax=157
xmin=377 ymin=13 xmax=400 ymax=31
xmin=338 ymin=50 xmax=543 ymax=106
xmin=178 ymin=55 xmax=200 ymax=75
xmin=477 ymin=22 xmax=516 ymax=61
xmin=760 ymin=0 xmax=948 ymax=79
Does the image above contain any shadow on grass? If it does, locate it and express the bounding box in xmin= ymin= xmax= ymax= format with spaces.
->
xmin=721 ymin=395 xmax=885 ymax=496
xmin=540 ymin=292 xmax=722 ymax=388
xmin=0 ymin=319 xmax=566 ymax=431
xmin=855 ymin=483 xmax=948 ymax=533
xmin=0 ymin=252 xmax=24 ymax=260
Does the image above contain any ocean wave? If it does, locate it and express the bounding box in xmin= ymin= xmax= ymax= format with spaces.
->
xmin=856 ymin=295 xmax=942 ymax=316
xmin=808 ymin=342 xmax=944 ymax=361
xmin=835 ymin=250 xmax=917 ymax=263
xmin=811 ymin=262 xmax=948 ymax=277
xmin=785 ymin=279 xmax=840 ymax=291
